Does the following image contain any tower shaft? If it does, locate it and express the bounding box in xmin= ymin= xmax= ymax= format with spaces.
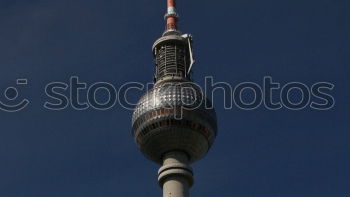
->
xmin=158 ymin=151 xmax=193 ymax=197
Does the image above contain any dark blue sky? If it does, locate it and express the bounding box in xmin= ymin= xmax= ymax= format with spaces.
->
xmin=0 ymin=0 xmax=349 ymax=196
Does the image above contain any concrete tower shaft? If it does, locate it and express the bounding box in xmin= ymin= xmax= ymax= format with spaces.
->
xmin=158 ymin=152 xmax=193 ymax=197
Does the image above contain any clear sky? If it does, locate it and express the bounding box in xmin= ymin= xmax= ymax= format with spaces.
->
xmin=0 ymin=0 xmax=349 ymax=196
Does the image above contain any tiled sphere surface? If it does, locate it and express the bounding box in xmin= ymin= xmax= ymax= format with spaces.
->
xmin=132 ymin=81 xmax=217 ymax=164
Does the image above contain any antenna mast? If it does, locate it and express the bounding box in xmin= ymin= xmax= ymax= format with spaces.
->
xmin=165 ymin=0 xmax=179 ymax=32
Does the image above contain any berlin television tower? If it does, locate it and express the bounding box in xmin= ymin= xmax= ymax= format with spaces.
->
xmin=131 ymin=1 xmax=218 ymax=197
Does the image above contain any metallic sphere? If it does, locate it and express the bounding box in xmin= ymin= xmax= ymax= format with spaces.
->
xmin=132 ymin=81 xmax=217 ymax=164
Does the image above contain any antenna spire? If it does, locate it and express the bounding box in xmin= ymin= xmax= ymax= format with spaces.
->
xmin=165 ymin=0 xmax=179 ymax=32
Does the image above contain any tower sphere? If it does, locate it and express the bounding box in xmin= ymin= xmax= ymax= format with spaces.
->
xmin=132 ymin=79 xmax=217 ymax=164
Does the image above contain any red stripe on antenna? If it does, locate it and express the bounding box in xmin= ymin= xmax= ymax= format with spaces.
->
xmin=167 ymin=0 xmax=175 ymax=8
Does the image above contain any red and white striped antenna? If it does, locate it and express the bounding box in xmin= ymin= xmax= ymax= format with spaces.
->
xmin=165 ymin=0 xmax=179 ymax=31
